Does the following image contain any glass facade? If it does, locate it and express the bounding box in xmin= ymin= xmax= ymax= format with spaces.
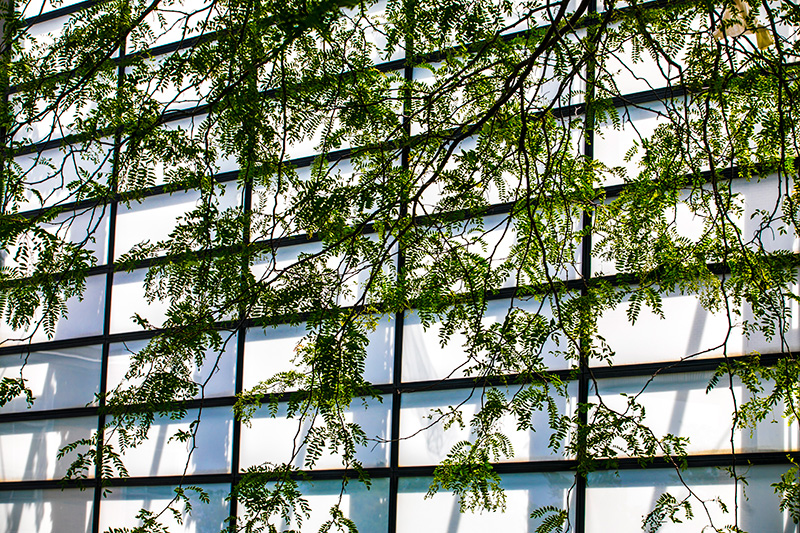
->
xmin=2 ymin=0 xmax=799 ymax=532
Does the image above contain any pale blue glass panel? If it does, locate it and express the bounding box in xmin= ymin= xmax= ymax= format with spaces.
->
xmin=13 ymin=144 xmax=114 ymax=211
xmin=107 ymin=335 xmax=237 ymax=399
xmin=115 ymin=181 xmax=240 ymax=260
xmin=240 ymin=394 xmax=391 ymax=470
xmin=0 ymin=416 xmax=96 ymax=481
xmin=397 ymin=473 xmax=575 ymax=533
xmin=0 ymin=488 xmax=93 ymax=533
xmin=99 ymin=484 xmax=229 ymax=533
xmin=586 ymin=465 xmax=797 ymax=533
xmin=0 ymin=345 xmax=101 ymax=412
xmin=112 ymin=407 xmax=232 ymax=477
xmin=0 ymin=273 xmax=105 ymax=346
xmin=399 ymin=384 xmax=576 ymax=466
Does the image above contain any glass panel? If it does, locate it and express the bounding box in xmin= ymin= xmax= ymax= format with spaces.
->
xmin=402 ymin=296 xmax=570 ymax=383
xmin=596 ymin=280 xmax=800 ymax=365
xmin=398 ymin=384 xmax=576 ymax=466
xmin=107 ymin=335 xmax=237 ymax=399
xmin=239 ymin=394 xmax=391 ymax=470
xmin=0 ymin=273 xmax=106 ymax=346
xmin=0 ymin=416 xmax=96 ymax=481
xmin=396 ymin=472 xmax=575 ymax=533
xmin=125 ymin=52 xmax=212 ymax=113
xmin=115 ymin=181 xmax=240 ymax=260
xmin=112 ymin=407 xmax=232 ymax=477
xmin=238 ymin=478 xmax=389 ymax=533
xmin=594 ymin=101 xmax=668 ymax=186
xmin=110 ymin=268 xmax=168 ymax=333
xmin=243 ymin=315 xmax=393 ymax=391
xmin=596 ymin=288 xmax=738 ymax=365
xmin=1 ymin=205 xmax=110 ymax=271
xmin=126 ymin=0 xmax=224 ymax=52
xmin=0 ymin=345 xmax=101 ymax=412
xmin=13 ymin=144 xmax=114 ymax=211
xmin=592 ymin=371 xmax=800 ymax=456
xmin=98 ymin=484 xmax=230 ymax=533
xmin=586 ymin=465 xmax=797 ymax=533
xmin=0 ymin=488 xmax=93 ymax=533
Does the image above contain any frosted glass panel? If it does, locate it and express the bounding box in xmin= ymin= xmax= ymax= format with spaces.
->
xmin=0 ymin=345 xmax=101 ymax=412
xmin=403 ymin=297 xmax=570 ymax=383
xmin=586 ymin=466 xmax=797 ymax=533
xmin=115 ymin=182 xmax=240 ymax=259
xmin=597 ymin=289 xmax=737 ymax=365
xmin=399 ymin=384 xmax=576 ymax=466
xmin=597 ymin=283 xmax=800 ymax=365
xmin=0 ymin=416 xmax=95 ymax=481
xmin=594 ymin=101 xmax=667 ymax=186
xmin=397 ymin=473 xmax=575 ymax=533
xmin=114 ymin=407 xmax=232 ymax=477
xmin=110 ymin=269 xmax=167 ymax=333
xmin=0 ymin=273 xmax=105 ymax=346
xmin=592 ymin=371 xmax=800 ymax=456
xmin=240 ymin=478 xmax=388 ymax=533
xmin=240 ymin=395 xmax=391 ymax=470
xmin=243 ymin=316 xmax=393 ymax=390
xmin=1 ymin=206 xmax=110 ymax=270
xmin=99 ymin=484 xmax=229 ymax=533
xmin=0 ymin=488 xmax=93 ymax=533
xmin=14 ymin=144 xmax=114 ymax=211
xmin=107 ymin=336 xmax=237 ymax=399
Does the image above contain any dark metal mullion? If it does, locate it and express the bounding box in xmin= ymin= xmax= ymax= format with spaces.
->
xmin=387 ymin=25 xmax=414 ymax=533
xmin=91 ymin=31 xmax=125 ymax=533
xmin=576 ymin=0 xmax=598 ymax=528
xmin=228 ymin=154 xmax=252 ymax=531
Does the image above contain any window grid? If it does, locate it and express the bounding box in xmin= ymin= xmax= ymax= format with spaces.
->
xmin=2 ymin=1 xmax=799 ymax=532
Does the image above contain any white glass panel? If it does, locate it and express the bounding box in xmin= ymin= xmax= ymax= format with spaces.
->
xmin=11 ymin=93 xmax=96 ymax=145
xmin=115 ymin=181 xmax=240 ymax=260
xmin=127 ymin=0 xmax=222 ymax=52
xmin=597 ymin=288 xmax=738 ymax=365
xmin=0 ymin=488 xmax=93 ymax=533
xmin=341 ymin=0 xmax=403 ymax=65
xmin=594 ymin=101 xmax=667 ymax=186
xmin=592 ymin=371 xmax=800 ymax=456
xmin=0 ymin=273 xmax=105 ymax=346
xmin=20 ymin=15 xmax=69 ymax=53
xmin=597 ymin=22 xmax=685 ymax=95
xmin=1 ymin=205 xmax=110 ymax=271
xmin=732 ymin=175 xmax=800 ymax=254
xmin=114 ymin=407 xmax=232 ymax=477
xmin=13 ymin=144 xmax=114 ymax=211
xmin=586 ymin=465 xmax=797 ymax=533
xmin=125 ymin=52 xmax=212 ymax=113
xmin=110 ymin=268 xmax=166 ymax=333
xmin=99 ymin=484 xmax=229 ymax=533
xmin=239 ymin=394 xmax=391 ymax=470
xmin=0 ymin=416 xmax=95 ymax=481
xmin=398 ymin=384 xmax=576 ymax=466
xmin=0 ymin=345 xmax=101 ymax=412
xmin=242 ymin=478 xmax=388 ymax=533
xmin=244 ymin=316 xmax=393 ymax=391
xmin=597 ymin=281 xmax=800 ymax=365
xmin=403 ymin=296 xmax=570 ymax=383
xmin=396 ymin=472 xmax=575 ymax=533
xmin=107 ymin=335 xmax=237 ymax=399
